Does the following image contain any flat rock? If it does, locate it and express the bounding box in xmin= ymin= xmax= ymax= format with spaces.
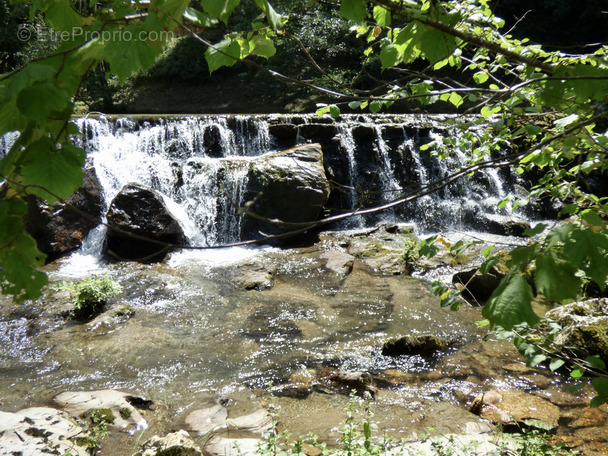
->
xmin=0 ymin=407 xmax=89 ymax=456
xmin=134 ymin=429 xmax=203 ymax=456
xmin=232 ymin=263 xmax=277 ymax=290
xmin=319 ymin=250 xmax=354 ymax=276
xmin=186 ymin=405 xmax=271 ymax=435
xmin=53 ymin=389 xmax=148 ymax=432
xmin=471 ymin=389 xmax=560 ymax=428
xmin=205 ymin=436 xmax=262 ymax=456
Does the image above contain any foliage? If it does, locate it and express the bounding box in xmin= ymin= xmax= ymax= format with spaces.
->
xmin=57 ymin=276 xmax=122 ymax=320
xmin=256 ymin=389 xmax=576 ymax=456
xmin=75 ymin=408 xmax=112 ymax=454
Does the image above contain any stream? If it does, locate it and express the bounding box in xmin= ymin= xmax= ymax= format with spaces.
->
xmin=0 ymin=114 xmax=605 ymax=455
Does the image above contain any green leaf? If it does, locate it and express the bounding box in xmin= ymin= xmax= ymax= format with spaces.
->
xmin=155 ymin=0 xmax=190 ymax=27
xmin=380 ymin=40 xmax=399 ymax=69
xmin=368 ymin=100 xmax=382 ymax=113
xmin=534 ymin=251 xmax=582 ymax=301
xmin=523 ymin=223 xmax=547 ymax=237
xmin=340 ymin=0 xmax=368 ymax=23
xmin=549 ymin=359 xmax=565 ymax=371
xmin=103 ymin=29 xmax=159 ymax=81
xmin=448 ymin=91 xmax=463 ymax=108
xmin=253 ymin=0 xmax=282 ymax=30
xmin=348 ymin=101 xmax=362 ymax=110
xmin=329 ymin=105 xmax=341 ymax=118
xmin=479 ymin=256 xmax=499 ymax=275
xmin=563 ymin=229 xmax=608 ymax=287
xmin=0 ymin=198 xmax=48 ymax=302
xmin=250 ymin=35 xmax=276 ymax=59
xmin=20 ymin=139 xmax=85 ymax=203
xmin=481 ymin=246 xmax=495 ymax=258
xmin=554 ymin=114 xmax=579 ymax=130
xmin=419 ymin=235 xmax=438 ymax=258
xmin=590 ymin=377 xmax=608 ymax=407
xmin=480 ymin=105 xmax=501 ymax=118
xmin=473 ymin=71 xmax=489 ymax=84
xmin=16 ymin=82 xmax=71 ymax=126
xmin=44 ymin=0 xmax=85 ymax=31
xmin=580 ymin=209 xmax=605 ymax=227
xmin=482 ymin=273 xmax=539 ymax=330
xmin=202 ymin=0 xmax=241 ymax=24
xmin=418 ymin=25 xmax=457 ymax=64
xmin=571 ymin=368 xmax=585 ymax=379
xmin=183 ymin=7 xmax=218 ymax=27
xmin=373 ymin=5 xmax=391 ymax=27
xmin=529 ymin=354 xmax=548 ymax=367
xmin=205 ymin=37 xmax=241 ymax=74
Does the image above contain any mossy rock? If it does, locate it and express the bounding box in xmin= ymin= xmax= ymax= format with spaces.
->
xmin=382 ymin=335 xmax=452 ymax=357
xmin=546 ymin=298 xmax=608 ymax=364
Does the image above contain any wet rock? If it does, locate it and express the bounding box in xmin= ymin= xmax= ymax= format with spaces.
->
xmin=205 ymin=436 xmax=262 ymax=456
xmin=382 ymin=335 xmax=453 ymax=357
xmin=296 ymin=124 xmax=338 ymax=141
xmin=545 ymin=298 xmax=608 ymax=364
xmin=341 ymin=224 xmax=418 ymax=275
xmin=53 ymin=389 xmax=147 ymax=432
xmin=134 ymin=429 xmax=203 ymax=456
xmin=477 ymin=214 xmax=531 ymax=237
xmin=316 ymin=368 xmax=377 ymax=397
xmin=241 ymin=300 xmax=306 ymax=341
xmin=105 ymin=183 xmax=187 ymax=261
xmin=23 ymin=167 xmax=104 ymax=261
xmin=186 ymin=404 xmax=271 ymax=435
xmin=319 ymin=250 xmax=354 ymax=276
xmin=0 ymin=407 xmax=89 ymax=456
xmin=452 ymin=267 xmax=505 ymax=304
xmin=268 ymin=123 xmax=298 ymax=143
xmin=242 ymin=143 xmax=331 ymax=235
xmin=232 ymin=263 xmax=278 ymax=290
xmin=470 ymin=389 xmax=560 ymax=429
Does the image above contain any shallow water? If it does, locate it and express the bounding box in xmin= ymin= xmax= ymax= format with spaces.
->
xmin=0 ymin=234 xmax=598 ymax=455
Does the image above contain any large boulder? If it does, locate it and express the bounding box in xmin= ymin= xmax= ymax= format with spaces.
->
xmin=242 ymin=143 xmax=331 ymax=235
xmin=545 ymin=298 xmax=608 ymax=364
xmin=24 ymin=167 xmax=104 ymax=261
xmin=105 ymin=183 xmax=187 ymax=261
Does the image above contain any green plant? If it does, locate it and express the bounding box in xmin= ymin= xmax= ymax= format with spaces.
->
xmin=74 ymin=408 xmax=113 ymax=455
xmin=57 ymin=276 xmax=122 ymax=320
xmin=508 ymin=421 xmax=580 ymax=456
xmin=402 ymin=238 xmax=420 ymax=268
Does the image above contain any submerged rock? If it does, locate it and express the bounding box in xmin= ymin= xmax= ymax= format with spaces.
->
xmin=134 ymin=429 xmax=203 ymax=456
xmin=382 ymin=335 xmax=453 ymax=357
xmin=232 ymin=263 xmax=278 ymax=290
xmin=470 ymin=389 xmax=560 ymax=429
xmin=105 ymin=183 xmax=187 ymax=261
xmin=23 ymin=167 xmax=104 ymax=261
xmin=319 ymin=250 xmax=355 ymax=276
xmin=545 ymin=298 xmax=608 ymax=364
xmin=0 ymin=407 xmax=89 ymax=456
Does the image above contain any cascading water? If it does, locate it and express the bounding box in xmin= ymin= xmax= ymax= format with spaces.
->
xmin=4 ymin=113 xmax=527 ymax=253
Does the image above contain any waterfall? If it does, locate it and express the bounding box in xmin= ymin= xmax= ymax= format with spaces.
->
xmin=1 ymin=114 xmax=526 ymax=252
